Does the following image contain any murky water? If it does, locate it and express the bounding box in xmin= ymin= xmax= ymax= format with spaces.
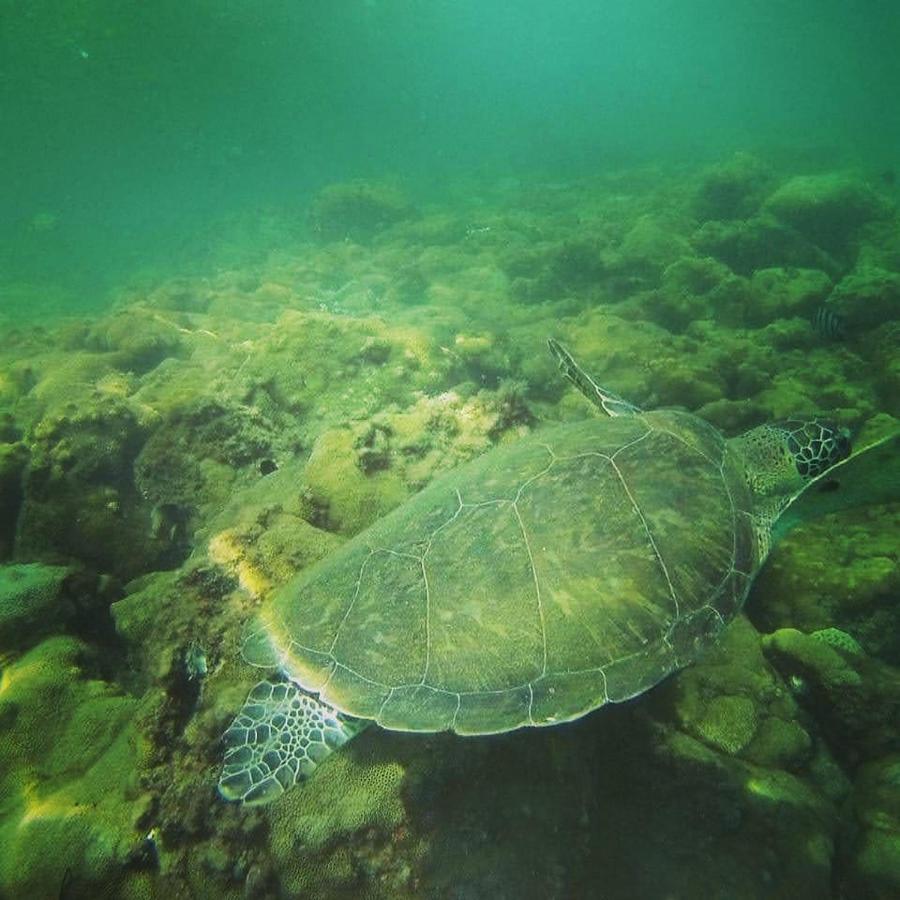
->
xmin=1 ymin=3 xmax=898 ymax=898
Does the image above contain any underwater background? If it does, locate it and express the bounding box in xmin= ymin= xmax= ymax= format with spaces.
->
xmin=0 ymin=1 xmax=898 ymax=898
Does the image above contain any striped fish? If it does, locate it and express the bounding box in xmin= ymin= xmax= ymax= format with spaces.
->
xmin=813 ymin=305 xmax=846 ymax=340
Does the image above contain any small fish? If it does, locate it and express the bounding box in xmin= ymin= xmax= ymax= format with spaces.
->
xmin=184 ymin=640 xmax=208 ymax=681
xmin=812 ymin=305 xmax=846 ymax=340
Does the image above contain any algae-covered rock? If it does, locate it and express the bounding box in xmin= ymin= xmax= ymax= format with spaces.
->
xmin=813 ymin=627 xmax=865 ymax=657
xmin=308 ymin=181 xmax=416 ymax=243
xmin=857 ymin=215 xmax=900 ymax=273
xmin=554 ymin=311 xmax=676 ymax=410
xmin=662 ymin=255 xmax=731 ymax=296
xmin=0 ymin=562 xmax=71 ymax=650
xmin=765 ymin=173 xmax=892 ymax=256
xmin=133 ymin=396 xmax=277 ymax=527
xmin=24 ymin=349 xmax=116 ymax=409
xmin=872 ymin=326 xmax=900 ymax=411
xmin=662 ymin=617 xmax=817 ymax=772
xmin=303 ymin=425 xmax=410 ymax=536
xmin=692 ymin=152 xmax=773 ymax=221
xmin=16 ymin=396 xmax=156 ymax=577
xmin=0 ymin=441 xmax=27 ymax=558
xmin=111 ymin=570 xmax=187 ymax=678
xmin=138 ymin=276 xmax=214 ymax=314
xmin=300 ymin=384 xmax=532 ymax=535
xmin=693 ymin=215 xmax=837 ymax=276
xmin=840 ymin=755 xmax=900 ymax=900
xmin=695 ymin=694 xmax=759 ymax=755
xmin=611 ymin=214 xmax=692 ymax=281
xmin=823 ymin=265 xmax=900 ymax=335
xmin=749 ymin=267 xmax=832 ymax=325
xmin=547 ymin=235 xmax=608 ymax=290
xmin=632 ymin=727 xmax=837 ymax=900
xmin=266 ymin=730 xmax=413 ymax=899
xmin=250 ymin=698 xmax=840 ymax=900
xmin=85 ymin=308 xmax=186 ymax=374
xmin=704 ymin=272 xmax=757 ymax=328
xmin=202 ymin=458 xmax=343 ymax=596
xmin=0 ymin=636 xmax=150 ymax=898
xmin=752 ymin=505 xmax=899 ymax=663
xmin=763 ymin=628 xmax=864 ymax=690
xmin=649 ymin=256 xmax=731 ymax=331
xmin=762 ymin=628 xmax=900 ymax=766
xmin=648 ymin=344 xmax=726 ymax=409
xmin=0 ymin=361 xmax=37 ymax=409
xmin=559 ymin=703 xmax=837 ymax=900
xmin=164 ymin=309 xmax=435 ymax=439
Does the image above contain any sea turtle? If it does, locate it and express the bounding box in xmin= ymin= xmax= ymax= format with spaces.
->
xmin=219 ymin=339 xmax=897 ymax=805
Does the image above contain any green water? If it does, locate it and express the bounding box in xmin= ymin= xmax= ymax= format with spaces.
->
xmin=2 ymin=1 xmax=899 ymax=314
xmin=1 ymin=3 xmax=899 ymax=899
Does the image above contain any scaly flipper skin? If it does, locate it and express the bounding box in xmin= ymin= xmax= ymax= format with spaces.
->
xmin=218 ymin=679 xmax=365 ymax=805
xmin=547 ymin=338 xmax=641 ymax=418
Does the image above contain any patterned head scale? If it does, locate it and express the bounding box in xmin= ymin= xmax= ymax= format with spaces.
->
xmin=775 ymin=419 xmax=852 ymax=481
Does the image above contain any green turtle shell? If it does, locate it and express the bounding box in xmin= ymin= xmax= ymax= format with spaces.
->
xmin=253 ymin=409 xmax=757 ymax=735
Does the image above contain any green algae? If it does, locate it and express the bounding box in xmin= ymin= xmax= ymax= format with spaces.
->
xmin=0 ymin=441 xmax=27 ymax=559
xmin=664 ymin=617 xmax=819 ymax=772
xmin=695 ymin=695 xmax=760 ymax=755
xmin=813 ymin=627 xmax=865 ymax=657
xmin=764 ymin=173 xmax=892 ymax=257
xmin=0 ymin=637 xmax=149 ymax=898
xmin=842 ymin=756 xmax=900 ymax=898
xmin=763 ymin=628 xmax=863 ymax=689
xmin=0 ymin=154 xmax=896 ymax=897
xmin=308 ymin=181 xmax=416 ymax=244
xmin=266 ymin=734 xmax=410 ymax=898
xmin=692 ymin=152 xmax=773 ymax=221
xmin=752 ymin=505 xmax=899 ymax=662
xmin=0 ymin=563 xmax=71 ymax=650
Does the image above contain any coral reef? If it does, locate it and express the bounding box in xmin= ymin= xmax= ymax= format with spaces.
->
xmin=761 ymin=628 xmax=900 ymax=767
xmin=824 ymin=265 xmax=900 ymax=336
xmin=0 ymin=637 xmax=151 ymax=898
xmin=0 ymin=562 xmax=71 ymax=650
xmin=693 ymin=215 xmax=837 ymax=276
xmin=764 ymin=173 xmax=892 ymax=258
xmin=308 ymin=181 xmax=416 ymax=243
xmin=0 ymin=156 xmax=897 ymax=897
xmin=0 ymin=439 xmax=27 ymax=558
xmin=841 ymin=756 xmax=900 ymax=899
xmin=692 ymin=152 xmax=773 ymax=221
xmin=751 ymin=504 xmax=899 ymax=663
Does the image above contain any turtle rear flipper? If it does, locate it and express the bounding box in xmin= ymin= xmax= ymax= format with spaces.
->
xmin=218 ymin=679 xmax=363 ymax=805
xmin=547 ymin=338 xmax=641 ymax=418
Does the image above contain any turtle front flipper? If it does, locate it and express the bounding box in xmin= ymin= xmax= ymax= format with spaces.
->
xmin=548 ymin=338 xmax=641 ymax=418
xmin=218 ymin=679 xmax=366 ymax=805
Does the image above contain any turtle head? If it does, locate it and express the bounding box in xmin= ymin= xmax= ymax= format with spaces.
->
xmin=736 ymin=418 xmax=851 ymax=499
xmin=731 ymin=418 xmax=851 ymax=555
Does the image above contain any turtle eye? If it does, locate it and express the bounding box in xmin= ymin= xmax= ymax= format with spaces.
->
xmin=813 ymin=422 xmax=852 ymax=475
